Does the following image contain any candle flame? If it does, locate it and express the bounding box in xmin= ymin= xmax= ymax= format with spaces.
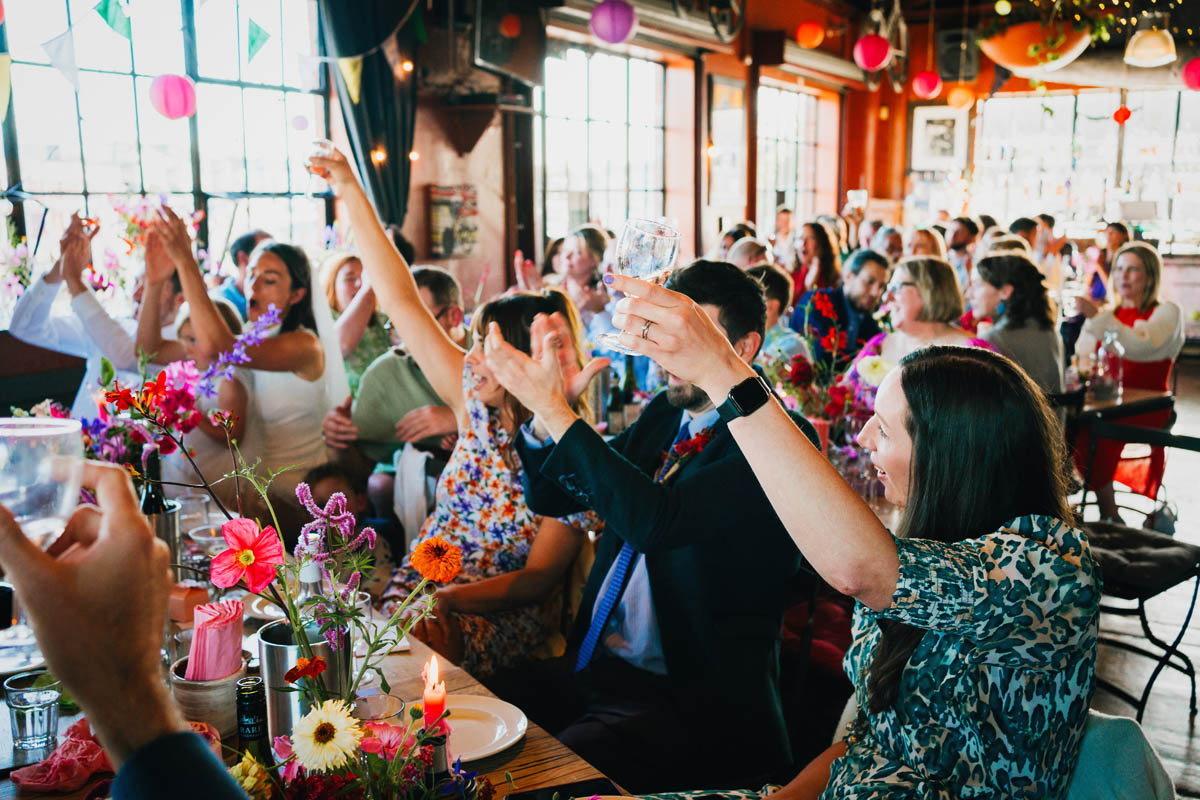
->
xmin=425 ymin=654 xmax=440 ymax=687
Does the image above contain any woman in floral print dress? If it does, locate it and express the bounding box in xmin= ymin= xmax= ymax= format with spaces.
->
xmin=314 ymin=147 xmax=607 ymax=676
xmin=586 ymin=272 xmax=1100 ymax=799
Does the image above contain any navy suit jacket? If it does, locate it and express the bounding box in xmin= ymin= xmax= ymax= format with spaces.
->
xmin=514 ymin=391 xmax=819 ymax=783
xmin=113 ymin=732 xmax=247 ymax=799
xmin=789 ymin=285 xmax=881 ymax=368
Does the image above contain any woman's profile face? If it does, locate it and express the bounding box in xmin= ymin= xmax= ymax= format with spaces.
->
xmin=857 ymin=369 xmax=913 ymax=505
xmin=906 ymin=231 xmax=934 ymax=257
xmin=464 ymin=338 xmax=506 ymax=408
xmin=562 ymin=236 xmax=597 ymax=282
xmin=883 ymin=266 xmax=923 ymax=331
xmin=247 ymin=251 xmax=303 ymax=322
xmin=1112 ymin=251 xmax=1149 ymax=307
xmin=968 ymin=274 xmax=1005 ymax=319
xmin=800 ymin=225 xmax=818 ymax=261
xmin=333 ymin=258 xmax=363 ymax=312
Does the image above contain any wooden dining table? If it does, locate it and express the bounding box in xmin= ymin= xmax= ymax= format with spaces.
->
xmin=0 ymin=637 xmax=609 ymax=798
xmin=1079 ymin=387 xmax=1174 ymax=420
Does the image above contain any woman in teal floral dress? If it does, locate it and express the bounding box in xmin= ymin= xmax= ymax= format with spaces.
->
xmin=578 ymin=275 xmax=1101 ymax=800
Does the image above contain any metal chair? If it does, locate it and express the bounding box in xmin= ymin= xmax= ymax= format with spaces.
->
xmin=1082 ymin=420 xmax=1200 ymax=722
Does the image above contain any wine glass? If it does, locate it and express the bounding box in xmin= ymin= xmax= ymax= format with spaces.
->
xmin=304 ymin=138 xmax=335 ymax=198
xmin=594 ymin=218 xmax=682 ymax=356
xmin=0 ymin=418 xmax=84 ymax=655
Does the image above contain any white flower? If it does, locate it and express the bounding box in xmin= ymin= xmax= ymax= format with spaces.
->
xmin=857 ymin=355 xmax=896 ymax=388
xmin=291 ymin=699 xmax=363 ymax=773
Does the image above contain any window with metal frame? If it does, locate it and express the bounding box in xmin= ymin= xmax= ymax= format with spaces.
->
xmin=755 ymin=84 xmax=818 ymax=242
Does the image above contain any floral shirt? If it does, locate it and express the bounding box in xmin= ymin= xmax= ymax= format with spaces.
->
xmin=823 ymin=515 xmax=1100 ymax=800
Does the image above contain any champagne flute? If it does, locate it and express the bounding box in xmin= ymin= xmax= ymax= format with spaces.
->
xmin=594 ymin=218 xmax=682 ymax=356
xmin=304 ymin=138 xmax=336 ymax=198
xmin=0 ymin=418 xmax=84 ymax=657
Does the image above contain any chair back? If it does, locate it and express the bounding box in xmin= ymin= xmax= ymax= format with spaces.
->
xmin=1066 ymin=710 xmax=1175 ymax=799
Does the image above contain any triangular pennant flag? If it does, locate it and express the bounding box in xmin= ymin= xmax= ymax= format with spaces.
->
xmin=94 ymin=0 xmax=131 ymax=41
xmin=337 ymin=56 xmax=362 ymax=105
xmin=41 ymin=29 xmax=79 ymax=90
xmin=0 ymin=54 xmax=10 ymax=124
xmin=246 ymin=18 xmax=269 ymax=63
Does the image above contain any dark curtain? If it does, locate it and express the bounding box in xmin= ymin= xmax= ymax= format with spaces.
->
xmin=318 ymin=0 xmax=420 ymax=226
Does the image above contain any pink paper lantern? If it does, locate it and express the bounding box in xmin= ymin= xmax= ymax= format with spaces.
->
xmin=149 ymin=74 xmax=196 ymax=120
xmin=590 ymin=0 xmax=637 ymax=45
xmin=1184 ymin=58 xmax=1200 ymax=91
xmin=912 ymin=70 xmax=943 ymax=99
xmin=853 ymin=34 xmax=892 ymax=72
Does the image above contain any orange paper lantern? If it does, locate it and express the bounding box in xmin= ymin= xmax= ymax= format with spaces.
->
xmin=947 ymin=85 xmax=975 ymax=109
xmin=1113 ymin=105 xmax=1131 ymax=125
xmin=499 ymin=13 xmax=522 ymax=38
xmin=796 ymin=21 xmax=825 ymax=49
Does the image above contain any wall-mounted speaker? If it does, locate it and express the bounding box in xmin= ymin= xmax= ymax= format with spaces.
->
xmin=936 ymin=28 xmax=979 ymax=83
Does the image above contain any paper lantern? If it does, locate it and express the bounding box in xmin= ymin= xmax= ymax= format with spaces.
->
xmin=796 ymin=21 xmax=825 ymax=49
xmin=912 ymin=70 xmax=943 ymax=99
xmin=149 ymin=74 xmax=196 ymax=120
xmin=947 ymin=85 xmax=975 ymax=109
xmin=1183 ymin=58 xmax=1200 ymax=91
xmin=1113 ymin=105 xmax=1131 ymax=125
xmin=0 ymin=1 xmax=5 ymax=26
xmin=499 ymin=13 xmax=522 ymax=39
xmin=589 ymin=0 xmax=637 ymax=45
xmin=994 ymin=0 xmax=1012 ymax=15
xmin=292 ymin=115 xmax=309 ymax=131
xmin=853 ymin=34 xmax=892 ymax=72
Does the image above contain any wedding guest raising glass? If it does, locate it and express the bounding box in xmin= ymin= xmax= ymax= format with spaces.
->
xmin=305 ymin=138 xmax=336 ymax=198
xmin=0 ymin=418 xmax=84 ymax=653
xmin=594 ymin=218 xmax=681 ymax=355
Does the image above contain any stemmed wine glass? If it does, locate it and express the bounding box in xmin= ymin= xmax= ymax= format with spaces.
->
xmin=305 ymin=138 xmax=336 ymax=198
xmin=593 ymin=218 xmax=682 ymax=356
xmin=0 ymin=419 xmax=84 ymax=662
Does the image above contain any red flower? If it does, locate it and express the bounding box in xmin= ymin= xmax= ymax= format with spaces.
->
xmin=671 ymin=428 xmax=716 ymax=459
xmin=788 ymin=354 xmax=815 ymax=387
xmin=813 ymin=292 xmax=836 ymax=320
xmin=155 ymin=435 xmax=177 ymax=456
xmin=820 ymin=328 xmax=848 ymax=353
xmin=104 ymin=383 xmax=135 ymax=412
xmin=285 ymin=656 xmax=327 ymax=684
xmin=210 ymin=518 xmax=285 ymax=593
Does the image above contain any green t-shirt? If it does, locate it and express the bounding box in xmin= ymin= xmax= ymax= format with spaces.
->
xmin=336 ymin=311 xmax=393 ymax=397
xmin=351 ymin=349 xmax=447 ymax=464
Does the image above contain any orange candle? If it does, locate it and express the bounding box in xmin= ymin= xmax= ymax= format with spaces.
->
xmin=422 ymin=654 xmax=446 ymax=727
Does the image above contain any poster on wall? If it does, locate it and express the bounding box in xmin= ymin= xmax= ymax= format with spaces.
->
xmin=909 ymin=105 xmax=969 ymax=173
xmin=428 ymin=184 xmax=479 ymax=257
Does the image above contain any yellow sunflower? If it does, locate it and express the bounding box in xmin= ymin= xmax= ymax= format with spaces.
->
xmin=291 ymin=699 xmax=364 ymax=773
xmin=229 ymin=753 xmax=272 ymax=800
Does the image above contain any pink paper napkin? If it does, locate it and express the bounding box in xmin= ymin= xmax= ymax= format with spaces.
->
xmin=10 ymin=718 xmax=114 ymax=792
xmin=185 ymin=599 xmax=244 ymax=681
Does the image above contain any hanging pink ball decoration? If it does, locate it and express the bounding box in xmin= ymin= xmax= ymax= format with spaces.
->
xmin=1183 ymin=58 xmax=1200 ymax=91
xmin=853 ymin=34 xmax=892 ymax=72
xmin=589 ymin=0 xmax=637 ymax=45
xmin=149 ymin=74 xmax=196 ymax=120
xmin=912 ymin=70 xmax=944 ymax=99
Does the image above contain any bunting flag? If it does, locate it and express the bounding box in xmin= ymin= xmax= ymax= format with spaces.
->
xmin=337 ymin=56 xmax=362 ymax=104
xmin=0 ymin=54 xmax=10 ymax=124
xmin=247 ymin=18 xmax=269 ymax=62
xmin=41 ymin=29 xmax=79 ymax=90
xmin=94 ymin=0 xmax=131 ymax=41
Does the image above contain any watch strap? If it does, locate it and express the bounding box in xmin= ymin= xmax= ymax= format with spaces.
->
xmin=717 ymin=375 xmax=772 ymax=424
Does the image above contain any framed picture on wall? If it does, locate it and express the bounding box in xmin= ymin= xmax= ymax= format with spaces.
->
xmin=909 ymin=105 xmax=969 ymax=173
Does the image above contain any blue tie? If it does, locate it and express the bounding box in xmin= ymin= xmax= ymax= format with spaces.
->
xmin=574 ymin=418 xmax=693 ymax=672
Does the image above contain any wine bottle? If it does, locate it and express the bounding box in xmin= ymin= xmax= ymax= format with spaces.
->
xmin=139 ymin=451 xmax=168 ymax=515
xmin=236 ymin=676 xmax=273 ymax=766
xmin=621 ymin=354 xmax=640 ymax=429
xmin=606 ymin=382 xmax=624 ymax=436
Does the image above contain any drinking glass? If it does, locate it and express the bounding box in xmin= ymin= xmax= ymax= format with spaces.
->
xmin=1059 ymin=279 xmax=1085 ymax=319
xmin=177 ymin=492 xmax=211 ymax=532
xmin=4 ymin=670 xmax=60 ymax=750
xmin=594 ymin=218 xmax=682 ymax=356
xmin=0 ymin=419 xmax=83 ymax=653
xmin=305 ymin=138 xmax=336 ymax=198
xmin=186 ymin=523 xmax=227 ymax=558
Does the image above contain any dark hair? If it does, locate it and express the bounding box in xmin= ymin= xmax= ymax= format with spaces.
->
xmin=1036 ymin=213 xmax=1055 ymax=229
xmin=386 ymin=225 xmax=416 ymax=264
xmin=168 ymin=270 xmax=183 ymax=295
xmin=931 ymin=224 xmax=946 ymax=239
xmin=746 ymin=264 xmax=794 ymax=310
xmin=230 ymin=230 xmax=269 ymax=266
xmin=978 ymin=214 xmax=998 ymax=231
xmin=253 ymin=241 xmax=317 ymax=334
xmin=776 ymin=206 xmax=794 ymax=216
xmin=866 ymin=346 xmax=1074 ymax=715
xmin=302 ymin=461 xmax=365 ymax=495
xmin=796 ymin=221 xmax=841 ymax=289
xmin=816 ymin=214 xmax=848 ymax=253
xmin=720 ymin=223 xmax=753 ymax=247
xmin=975 ymin=254 xmax=1054 ymax=330
xmin=412 ymin=266 xmax=462 ymax=309
xmin=470 ymin=288 xmax=592 ymax=425
xmin=1105 ymin=220 xmax=1131 ymax=240
xmin=951 ymin=216 xmax=980 ymax=238
xmin=542 ymin=237 xmax=564 ymax=277
xmin=666 ymin=260 xmax=766 ymax=356
xmin=845 ymin=248 xmax=890 ymax=276
xmin=1008 ymin=217 xmax=1038 ymax=238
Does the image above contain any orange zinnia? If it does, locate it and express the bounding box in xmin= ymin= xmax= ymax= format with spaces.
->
xmin=285 ymin=656 xmax=328 ymax=684
xmin=411 ymin=536 xmax=462 ymax=583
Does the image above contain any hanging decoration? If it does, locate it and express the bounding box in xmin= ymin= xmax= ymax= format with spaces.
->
xmin=41 ymin=28 xmax=79 ymax=91
xmin=853 ymin=33 xmax=892 ymax=72
xmin=0 ymin=54 xmax=10 ymax=124
xmin=247 ymin=18 xmax=271 ymax=63
xmin=93 ymin=0 xmax=132 ymax=41
xmin=945 ymin=0 xmax=974 ymax=111
xmin=994 ymin=0 xmax=1011 ymax=15
xmin=856 ymin=0 xmax=906 ymax=92
xmin=149 ymin=74 xmax=197 ymax=120
xmin=796 ymin=21 xmax=825 ymax=49
xmin=590 ymin=0 xmax=637 ymax=45
xmin=499 ymin=13 xmax=522 ymax=39
xmin=1124 ymin=12 xmax=1176 ymax=69
xmin=1113 ymin=105 xmax=1131 ymax=125
xmin=0 ymin=1 xmax=5 ymax=27
xmin=337 ymin=57 xmax=363 ymax=105
xmin=1184 ymin=58 xmax=1200 ymax=92
xmin=947 ymin=85 xmax=974 ymax=108
xmin=911 ymin=0 xmax=941 ymax=100
xmin=292 ymin=115 xmax=309 ymax=131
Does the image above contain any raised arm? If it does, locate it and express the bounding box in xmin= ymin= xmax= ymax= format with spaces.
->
xmin=58 ymin=215 xmax=141 ymax=371
xmin=309 ymin=149 xmax=467 ymax=417
xmin=607 ymin=275 xmax=900 ymax=611
xmin=136 ymin=231 xmax=187 ymax=365
xmin=335 ymin=280 xmax=377 ymax=358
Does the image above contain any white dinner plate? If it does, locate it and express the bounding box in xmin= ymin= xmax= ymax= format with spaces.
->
xmin=0 ymin=647 xmax=44 ymax=676
xmin=243 ymin=595 xmax=287 ymax=621
xmin=443 ymin=695 xmax=527 ymax=762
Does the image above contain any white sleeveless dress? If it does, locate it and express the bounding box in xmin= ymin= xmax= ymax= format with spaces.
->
xmin=249 ymin=366 xmax=330 ymax=511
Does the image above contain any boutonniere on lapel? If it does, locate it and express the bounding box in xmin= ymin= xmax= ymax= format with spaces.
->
xmin=654 ymin=427 xmax=716 ymax=483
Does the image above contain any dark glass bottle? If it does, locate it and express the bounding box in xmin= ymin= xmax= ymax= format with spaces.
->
xmin=605 ymin=382 xmax=624 ymax=435
xmin=139 ymin=451 xmax=168 ymax=515
xmin=236 ymin=676 xmax=272 ymax=765
xmin=621 ymin=354 xmax=640 ymax=428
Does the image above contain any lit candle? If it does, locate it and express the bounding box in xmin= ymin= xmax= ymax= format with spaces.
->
xmin=422 ymin=654 xmax=446 ymax=727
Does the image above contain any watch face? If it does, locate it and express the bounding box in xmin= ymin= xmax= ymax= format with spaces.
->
xmin=725 ymin=376 xmax=770 ymax=418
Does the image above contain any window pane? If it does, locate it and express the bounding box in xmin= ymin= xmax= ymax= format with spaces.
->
xmin=588 ymin=121 xmax=625 ymax=191
xmin=245 ymin=197 xmax=293 ymax=243
xmin=239 ymin=0 xmax=284 ymax=86
xmin=243 ymin=88 xmax=289 ymax=192
xmin=546 ymin=192 xmax=569 ymax=240
xmin=11 ymin=65 xmax=83 ymax=192
xmin=197 ymin=83 xmax=247 ymax=191
xmin=130 ymin=0 xmax=185 ymax=75
xmin=282 ymin=0 xmax=322 ymax=89
xmin=79 ymin=72 xmax=141 ymax=193
xmin=20 ymin=195 xmax=85 ymax=262
xmin=588 ymin=53 xmax=627 ymax=125
xmin=196 ymin=0 xmax=241 ymax=81
xmin=546 ymin=118 xmax=585 ymax=192
xmin=285 ymin=92 xmax=326 ymax=192
xmin=628 ymin=59 xmax=662 ymax=127
xmin=628 ymin=126 xmax=661 ymax=191
xmin=68 ymin=0 xmax=132 ymax=73
xmin=135 ymin=76 xmax=194 ymax=192
xmin=4 ymin=0 xmax=65 ymax=64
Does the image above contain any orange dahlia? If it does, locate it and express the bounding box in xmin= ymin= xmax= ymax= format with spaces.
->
xmin=411 ymin=536 xmax=462 ymax=583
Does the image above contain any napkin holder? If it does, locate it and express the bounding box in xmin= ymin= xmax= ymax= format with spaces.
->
xmin=169 ymin=657 xmax=246 ymax=747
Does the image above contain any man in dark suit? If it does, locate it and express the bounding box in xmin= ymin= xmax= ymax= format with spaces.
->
xmin=790 ymin=248 xmax=890 ymax=368
xmin=484 ymin=261 xmax=818 ymax=792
